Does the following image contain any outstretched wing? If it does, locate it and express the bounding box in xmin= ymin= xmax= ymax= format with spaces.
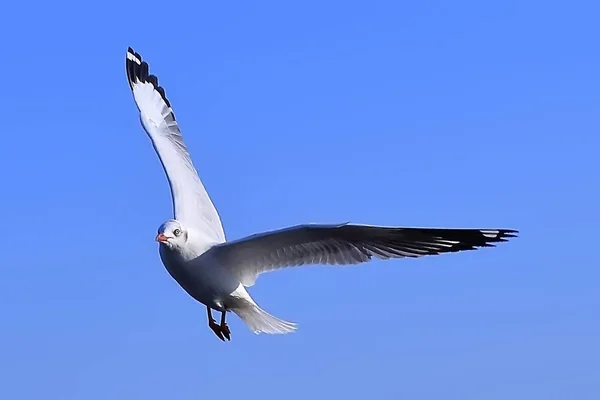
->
xmin=126 ymin=47 xmax=225 ymax=243
xmin=209 ymin=223 xmax=518 ymax=286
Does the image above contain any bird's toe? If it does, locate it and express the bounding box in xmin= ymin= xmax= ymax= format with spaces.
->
xmin=221 ymin=323 xmax=231 ymax=341
xmin=209 ymin=320 xmax=225 ymax=341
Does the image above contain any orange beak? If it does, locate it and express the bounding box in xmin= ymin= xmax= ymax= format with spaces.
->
xmin=155 ymin=233 xmax=169 ymax=243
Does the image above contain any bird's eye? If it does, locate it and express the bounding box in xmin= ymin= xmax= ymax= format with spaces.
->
xmin=173 ymin=229 xmax=181 ymax=236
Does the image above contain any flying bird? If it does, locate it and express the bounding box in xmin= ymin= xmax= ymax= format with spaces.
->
xmin=125 ymin=47 xmax=518 ymax=341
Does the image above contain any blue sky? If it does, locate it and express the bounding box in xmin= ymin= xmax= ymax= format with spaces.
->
xmin=1 ymin=0 xmax=599 ymax=398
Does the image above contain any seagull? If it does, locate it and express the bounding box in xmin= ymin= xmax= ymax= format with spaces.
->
xmin=125 ymin=47 xmax=518 ymax=341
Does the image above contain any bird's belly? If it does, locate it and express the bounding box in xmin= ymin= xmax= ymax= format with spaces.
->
xmin=159 ymin=248 xmax=240 ymax=310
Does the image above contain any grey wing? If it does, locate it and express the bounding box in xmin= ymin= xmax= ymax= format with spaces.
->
xmin=210 ymin=223 xmax=518 ymax=286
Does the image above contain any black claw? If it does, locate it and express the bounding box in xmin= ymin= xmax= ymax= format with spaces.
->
xmin=209 ymin=321 xmax=225 ymax=341
xmin=221 ymin=324 xmax=231 ymax=341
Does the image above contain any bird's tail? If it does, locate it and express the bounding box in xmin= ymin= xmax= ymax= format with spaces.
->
xmin=232 ymin=304 xmax=297 ymax=335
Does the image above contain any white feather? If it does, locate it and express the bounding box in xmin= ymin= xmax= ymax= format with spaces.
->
xmin=126 ymin=48 xmax=225 ymax=246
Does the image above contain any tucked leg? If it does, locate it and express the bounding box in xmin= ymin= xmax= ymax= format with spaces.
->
xmin=220 ymin=309 xmax=231 ymax=341
xmin=207 ymin=307 xmax=225 ymax=341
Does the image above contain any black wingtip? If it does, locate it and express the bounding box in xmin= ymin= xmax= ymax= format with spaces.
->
xmin=479 ymin=229 xmax=519 ymax=245
xmin=125 ymin=46 xmax=173 ymax=110
xmin=498 ymin=229 xmax=519 ymax=239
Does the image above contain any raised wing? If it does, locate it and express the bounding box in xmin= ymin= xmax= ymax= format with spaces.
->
xmin=210 ymin=223 xmax=518 ymax=286
xmin=126 ymin=47 xmax=225 ymax=243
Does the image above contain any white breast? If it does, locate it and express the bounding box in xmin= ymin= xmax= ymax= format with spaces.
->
xmin=158 ymin=244 xmax=242 ymax=310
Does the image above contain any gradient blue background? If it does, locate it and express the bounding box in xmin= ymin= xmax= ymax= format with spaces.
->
xmin=1 ymin=1 xmax=598 ymax=399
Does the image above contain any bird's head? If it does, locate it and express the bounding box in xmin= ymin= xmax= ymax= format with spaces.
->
xmin=156 ymin=219 xmax=188 ymax=250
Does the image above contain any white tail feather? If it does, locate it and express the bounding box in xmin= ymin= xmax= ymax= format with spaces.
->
xmin=233 ymin=305 xmax=297 ymax=334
